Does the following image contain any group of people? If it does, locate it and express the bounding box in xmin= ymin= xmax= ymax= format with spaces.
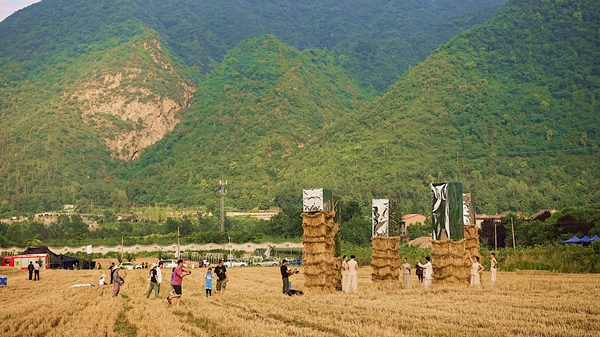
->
xmin=398 ymin=252 xmax=498 ymax=290
xmin=165 ymin=259 xmax=229 ymax=306
xmin=100 ymin=252 xmax=499 ymax=303
xmin=340 ymin=255 xmax=359 ymax=293
xmin=27 ymin=261 xmax=41 ymax=281
xmin=100 ymin=259 xmax=230 ymax=307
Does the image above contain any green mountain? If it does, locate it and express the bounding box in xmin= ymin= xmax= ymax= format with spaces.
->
xmin=331 ymin=0 xmax=600 ymax=213
xmin=0 ymin=29 xmax=194 ymax=213
xmin=128 ymin=35 xmax=364 ymax=208
xmin=0 ymin=0 xmax=506 ymax=86
xmin=0 ymin=0 xmax=598 ymax=217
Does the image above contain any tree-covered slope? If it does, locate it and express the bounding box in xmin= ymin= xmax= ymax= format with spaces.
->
xmin=0 ymin=0 xmax=506 ymax=86
xmin=334 ymin=3 xmax=505 ymax=93
xmin=334 ymin=0 xmax=600 ymax=213
xmin=128 ymin=35 xmax=364 ymax=209
xmin=0 ymin=29 xmax=194 ymax=214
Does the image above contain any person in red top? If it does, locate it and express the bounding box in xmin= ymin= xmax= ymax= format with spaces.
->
xmin=167 ymin=260 xmax=191 ymax=307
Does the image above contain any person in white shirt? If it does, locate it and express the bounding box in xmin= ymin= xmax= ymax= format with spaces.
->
xmin=490 ymin=252 xmax=498 ymax=283
xmin=345 ymin=255 xmax=359 ymax=293
xmin=417 ymin=257 xmax=433 ymax=290
xmin=341 ymin=255 xmax=349 ymax=292
xmin=156 ymin=261 xmax=163 ymax=296
xmin=98 ymin=274 xmax=106 ymax=286
xmin=33 ymin=262 xmax=40 ymax=281
xmin=468 ymin=254 xmax=484 ymax=289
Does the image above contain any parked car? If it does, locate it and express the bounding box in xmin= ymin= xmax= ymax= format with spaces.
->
xmin=254 ymin=259 xmax=279 ymax=267
xmin=158 ymin=260 xmax=189 ymax=268
xmin=287 ymin=259 xmax=302 ymax=266
xmin=225 ymin=258 xmax=247 ymax=267
xmin=119 ymin=262 xmax=135 ymax=270
xmin=158 ymin=260 xmax=176 ymax=269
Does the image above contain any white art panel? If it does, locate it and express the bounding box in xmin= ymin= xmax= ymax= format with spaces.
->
xmin=372 ymin=199 xmax=389 ymax=237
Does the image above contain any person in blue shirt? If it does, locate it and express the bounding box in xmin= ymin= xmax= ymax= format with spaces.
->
xmin=204 ymin=268 xmax=213 ymax=297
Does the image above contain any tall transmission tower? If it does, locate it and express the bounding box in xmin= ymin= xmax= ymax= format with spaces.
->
xmin=219 ymin=180 xmax=227 ymax=232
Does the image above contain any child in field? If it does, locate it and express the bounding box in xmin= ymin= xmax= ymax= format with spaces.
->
xmin=205 ymin=268 xmax=213 ymax=297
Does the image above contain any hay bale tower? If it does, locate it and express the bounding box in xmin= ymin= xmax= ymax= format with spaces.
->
xmin=302 ymin=211 xmax=340 ymax=293
xmin=371 ymin=236 xmax=400 ymax=285
xmin=431 ymin=225 xmax=480 ymax=284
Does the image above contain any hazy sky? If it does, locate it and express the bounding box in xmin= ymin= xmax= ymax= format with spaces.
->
xmin=0 ymin=0 xmax=40 ymax=22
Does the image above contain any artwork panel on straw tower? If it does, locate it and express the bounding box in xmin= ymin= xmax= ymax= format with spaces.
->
xmin=431 ymin=182 xmax=464 ymax=240
xmin=372 ymin=199 xmax=390 ymax=237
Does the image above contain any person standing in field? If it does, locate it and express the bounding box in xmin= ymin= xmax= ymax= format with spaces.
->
xmin=401 ymin=258 xmax=412 ymax=289
xmin=167 ymin=260 xmax=191 ymax=307
xmin=205 ymin=267 xmax=214 ymax=297
xmin=345 ymin=255 xmax=359 ymax=293
xmin=109 ymin=262 xmax=115 ymax=284
xmin=146 ymin=263 xmax=160 ymax=299
xmin=490 ymin=252 xmax=498 ymax=283
xmin=415 ymin=262 xmax=424 ymax=283
xmin=341 ymin=255 xmax=349 ymax=292
xmin=156 ymin=261 xmax=163 ymax=296
xmin=27 ymin=261 xmax=34 ymax=281
xmin=214 ymin=260 xmax=228 ymax=296
xmin=33 ymin=261 xmax=40 ymax=281
xmin=111 ymin=265 xmax=124 ymax=297
xmin=417 ymin=257 xmax=433 ymax=290
xmin=280 ymin=259 xmax=293 ymax=295
xmin=469 ymin=254 xmax=484 ymax=289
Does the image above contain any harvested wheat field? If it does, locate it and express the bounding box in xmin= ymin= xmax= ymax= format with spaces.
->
xmin=1 ymin=266 xmax=599 ymax=337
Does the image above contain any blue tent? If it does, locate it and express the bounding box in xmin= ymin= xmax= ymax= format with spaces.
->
xmin=580 ymin=236 xmax=593 ymax=243
xmin=591 ymin=235 xmax=600 ymax=242
xmin=561 ymin=235 xmax=582 ymax=244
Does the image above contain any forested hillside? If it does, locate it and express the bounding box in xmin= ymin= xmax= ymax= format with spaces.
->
xmin=130 ymin=0 xmax=600 ymax=215
xmin=0 ymin=0 xmax=598 ymax=217
xmin=0 ymin=0 xmax=506 ymax=88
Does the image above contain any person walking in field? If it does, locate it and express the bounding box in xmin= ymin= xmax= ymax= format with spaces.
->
xmin=33 ymin=261 xmax=40 ymax=281
xmin=490 ymin=252 xmax=498 ymax=283
xmin=204 ymin=268 xmax=214 ymax=297
xmin=401 ymin=258 xmax=412 ymax=289
xmin=111 ymin=265 xmax=124 ymax=297
xmin=155 ymin=261 xmax=163 ymax=295
xmin=167 ymin=260 xmax=191 ymax=307
xmin=417 ymin=257 xmax=433 ymax=290
xmin=345 ymin=255 xmax=358 ymax=293
xmin=468 ymin=254 xmax=484 ymax=289
xmin=341 ymin=255 xmax=349 ymax=292
xmin=27 ymin=261 xmax=34 ymax=281
xmin=146 ymin=263 xmax=160 ymax=299
xmin=214 ymin=260 xmax=228 ymax=296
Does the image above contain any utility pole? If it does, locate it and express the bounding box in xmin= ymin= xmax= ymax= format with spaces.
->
xmin=511 ymin=217 xmax=516 ymax=248
xmin=494 ymin=221 xmax=497 ymax=251
xmin=176 ymin=226 xmax=180 ymax=258
xmin=219 ymin=180 xmax=227 ymax=233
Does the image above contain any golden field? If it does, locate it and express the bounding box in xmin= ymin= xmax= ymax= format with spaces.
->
xmin=0 ymin=265 xmax=599 ymax=337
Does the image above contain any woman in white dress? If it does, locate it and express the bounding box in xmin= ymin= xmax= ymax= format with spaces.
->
xmin=490 ymin=252 xmax=498 ymax=283
xmin=469 ymin=254 xmax=484 ymax=289
xmin=341 ymin=255 xmax=349 ymax=292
